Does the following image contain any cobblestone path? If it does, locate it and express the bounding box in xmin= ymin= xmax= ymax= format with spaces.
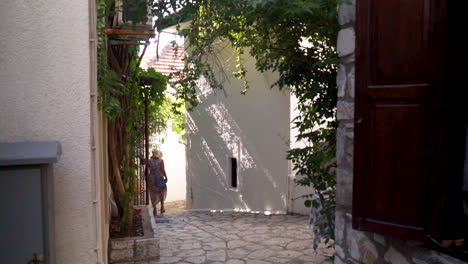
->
xmin=152 ymin=209 xmax=333 ymax=264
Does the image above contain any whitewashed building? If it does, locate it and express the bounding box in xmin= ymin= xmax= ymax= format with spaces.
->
xmin=0 ymin=0 xmax=109 ymax=263
xmin=185 ymin=43 xmax=311 ymax=215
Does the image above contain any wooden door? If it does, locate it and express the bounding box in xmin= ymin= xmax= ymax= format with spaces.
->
xmin=353 ymin=0 xmax=449 ymax=240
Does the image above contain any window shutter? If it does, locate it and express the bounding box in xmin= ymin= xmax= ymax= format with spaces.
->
xmin=353 ymin=0 xmax=449 ymax=240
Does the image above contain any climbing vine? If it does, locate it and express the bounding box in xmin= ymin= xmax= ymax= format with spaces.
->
xmin=97 ymin=0 xmax=340 ymax=244
xmin=96 ymin=0 xmax=184 ymax=235
xmin=157 ymin=0 xmax=340 ymax=247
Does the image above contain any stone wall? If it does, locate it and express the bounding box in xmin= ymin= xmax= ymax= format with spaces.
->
xmin=109 ymin=238 xmax=160 ymax=263
xmin=334 ymin=1 xmax=465 ymax=264
xmin=109 ymin=207 xmax=160 ymax=263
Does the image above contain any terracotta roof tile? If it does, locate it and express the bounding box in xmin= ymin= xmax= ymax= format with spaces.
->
xmin=150 ymin=45 xmax=185 ymax=81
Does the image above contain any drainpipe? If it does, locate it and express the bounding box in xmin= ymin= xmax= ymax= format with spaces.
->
xmin=144 ymin=94 xmax=150 ymax=205
xmin=88 ymin=0 xmax=105 ymax=262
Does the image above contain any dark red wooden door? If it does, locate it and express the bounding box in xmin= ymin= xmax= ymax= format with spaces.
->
xmin=353 ymin=0 xmax=449 ymax=240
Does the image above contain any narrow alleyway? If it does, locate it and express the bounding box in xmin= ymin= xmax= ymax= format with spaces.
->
xmin=151 ymin=201 xmax=334 ymax=264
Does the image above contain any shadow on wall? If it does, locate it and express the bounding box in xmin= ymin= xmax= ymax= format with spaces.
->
xmin=186 ymin=87 xmax=288 ymax=213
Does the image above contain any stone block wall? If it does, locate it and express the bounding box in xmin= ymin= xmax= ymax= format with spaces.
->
xmin=335 ymin=1 xmax=465 ymax=264
xmin=109 ymin=207 xmax=160 ymax=264
xmin=109 ymin=237 xmax=160 ymax=263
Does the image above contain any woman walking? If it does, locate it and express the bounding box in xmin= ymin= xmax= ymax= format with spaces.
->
xmin=144 ymin=149 xmax=168 ymax=215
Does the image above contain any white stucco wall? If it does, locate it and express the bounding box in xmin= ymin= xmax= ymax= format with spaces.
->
xmin=186 ymin=45 xmax=290 ymax=213
xmin=141 ymin=36 xmax=187 ymax=203
xmin=0 ymin=0 xmax=101 ymax=263
xmin=288 ymin=95 xmax=314 ymax=215
xmin=151 ymin=122 xmax=187 ymax=202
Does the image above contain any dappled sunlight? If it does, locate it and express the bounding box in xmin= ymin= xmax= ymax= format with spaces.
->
xmin=206 ymin=103 xmax=255 ymax=170
xmin=184 ymin=36 xmax=290 ymax=214
xmin=197 ymin=137 xmax=250 ymax=210
xmin=186 ymin=114 xmax=199 ymax=134
xmin=200 ymin=137 xmax=227 ymax=184
xmin=187 ymin=97 xmax=288 ymax=212
xmin=196 ymin=76 xmax=215 ymax=100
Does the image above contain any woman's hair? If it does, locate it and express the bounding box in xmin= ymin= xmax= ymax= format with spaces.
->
xmin=152 ymin=149 xmax=163 ymax=158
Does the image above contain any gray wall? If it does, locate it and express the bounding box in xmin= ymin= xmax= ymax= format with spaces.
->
xmin=335 ymin=1 xmax=465 ymax=264
xmin=186 ymin=44 xmax=291 ymax=213
xmin=0 ymin=0 xmax=104 ymax=263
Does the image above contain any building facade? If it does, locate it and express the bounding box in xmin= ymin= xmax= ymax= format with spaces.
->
xmin=0 ymin=0 xmax=109 ymax=263
xmin=335 ymin=0 xmax=466 ymax=263
xmin=186 ymin=43 xmax=311 ymax=214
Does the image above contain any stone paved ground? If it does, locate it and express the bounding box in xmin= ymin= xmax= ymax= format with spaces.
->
xmin=152 ymin=201 xmax=334 ymax=264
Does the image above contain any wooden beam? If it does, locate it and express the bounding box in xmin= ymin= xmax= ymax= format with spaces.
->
xmin=104 ymin=28 xmax=155 ymax=36
xmin=109 ymin=40 xmax=150 ymax=46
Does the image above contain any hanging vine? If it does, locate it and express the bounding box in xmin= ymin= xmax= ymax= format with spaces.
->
xmin=96 ymin=0 xmax=184 ymax=235
xmin=158 ymin=0 xmax=340 ymax=247
xmin=97 ymin=0 xmax=341 ymax=244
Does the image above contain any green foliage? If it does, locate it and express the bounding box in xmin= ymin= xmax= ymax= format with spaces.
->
xmin=96 ymin=0 xmax=186 ymax=233
xmin=123 ymin=0 xmax=149 ymax=24
xmin=157 ymin=0 xmax=340 ymax=244
xmin=97 ymin=0 xmax=119 ymax=120
xmin=165 ymin=94 xmax=186 ymax=135
xmin=106 ymin=0 xmax=340 ymax=244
